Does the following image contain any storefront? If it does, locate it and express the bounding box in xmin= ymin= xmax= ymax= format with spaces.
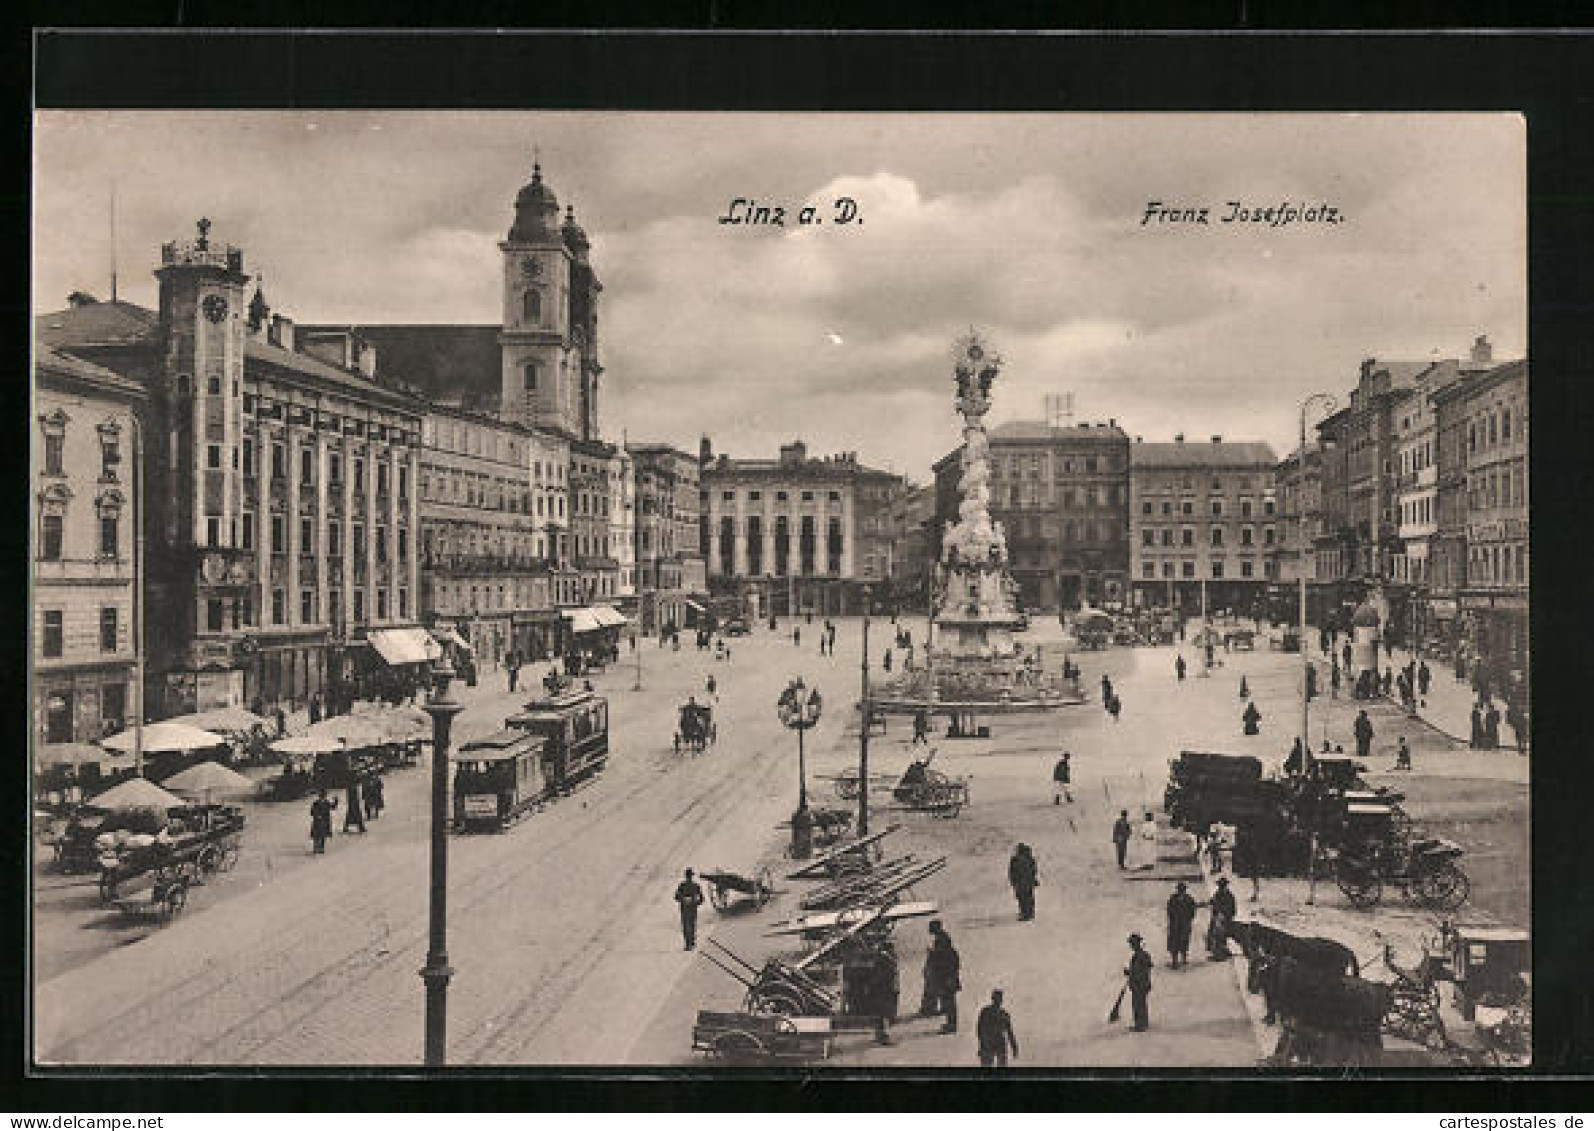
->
xmin=513 ymin=609 xmax=564 ymax=662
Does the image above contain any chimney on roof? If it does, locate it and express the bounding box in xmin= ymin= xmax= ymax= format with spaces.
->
xmin=1211 ymin=435 xmax=1222 ymax=444
xmin=779 ymin=440 xmax=807 ymax=467
xmin=357 ymin=339 xmax=377 ymax=380
xmin=67 ymin=291 xmax=98 ymax=308
xmin=1360 ymin=358 xmax=1376 ymax=380
xmin=269 ymin=314 xmax=295 ymax=352
xmin=1109 ymin=418 xmax=1116 ymax=428
xmin=1471 ymin=334 xmax=1493 ymax=365
xmin=699 ymin=435 xmax=713 ymax=465
xmin=1135 ymin=436 xmax=1142 ymax=443
xmin=1174 ymin=433 xmax=1184 ymax=443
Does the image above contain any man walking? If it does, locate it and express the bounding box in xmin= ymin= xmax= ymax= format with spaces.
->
xmin=976 ymin=990 xmax=1019 ymax=1067
xmin=1395 ymin=736 xmax=1412 ymax=771
xmin=1166 ymin=882 xmax=1197 ymax=968
xmin=1175 ymin=654 xmax=1186 ymax=682
xmin=1052 ymin=751 xmax=1073 ymax=804
xmin=913 ymin=708 xmax=930 ymax=747
xmin=1353 ymin=709 xmax=1375 ymax=761
xmin=1008 ymin=843 xmax=1039 ymax=921
xmin=921 ymin=920 xmax=961 ymax=1033
xmin=1112 ymin=809 xmax=1133 ymax=869
xmin=674 ymin=868 xmax=705 ymax=950
xmin=1124 ymin=933 xmax=1154 ymax=1032
xmin=309 ymin=789 xmax=337 ymax=855
xmin=1418 ymin=660 xmax=1432 ymax=698
xmin=343 ymin=777 xmax=366 ymax=834
xmin=1206 ymin=877 xmax=1237 ymax=959
xmin=308 ymin=693 xmax=323 ymax=725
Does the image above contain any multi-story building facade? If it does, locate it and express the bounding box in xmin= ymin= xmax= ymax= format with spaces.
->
xmin=418 ymin=406 xmax=567 ymax=666
xmin=1430 ymin=370 xmax=1473 ymax=646
xmin=702 ymin=440 xmax=898 ymax=619
xmin=1271 ymin=445 xmax=1323 ymax=590
xmin=935 ymin=421 xmax=1131 ymax=611
xmin=38 ymin=225 xmax=429 ymax=717
xmin=1129 ymin=436 xmax=1278 ymax=611
xmin=1456 ymin=359 xmax=1529 ymax=685
xmin=570 ymin=440 xmax=621 ymax=604
xmin=630 ymin=444 xmax=706 ymax=630
xmin=33 ymin=342 xmax=148 ymax=745
xmin=879 ymin=482 xmax=936 ymax=612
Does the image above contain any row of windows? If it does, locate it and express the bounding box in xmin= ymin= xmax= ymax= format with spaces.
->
xmin=420 ymin=466 xmax=564 ymax=518
xmin=231 ymin=513 xmax=410 ymax=562
xmin=38 ymin=607 xmax=120 ymax=658
xmin=1398 ymin=439 xmax=1435 ymax=479
xmin=203 ymin=585 xmax=410 ymax=632
xmin=37 ymin=513 xmax=119 ymax=561
xmin=1468 ymin=401 xmax=1523 ymax=455
xmin=1399 ymin=496 xmax=1436 ymax=527
xmin=716 ymin=488 xmax=844 ymax=505
xmin=992 ymin=454 xmax=1124 ymax=478
xmin=38 ymin=421 xmax=121 ymax=482
xmin=233 ymin=438 xmax=411 ymax=500
xmin=1140 ymin=526 xmax=1275 ymax=548
xmin=1468 ymin=462 xmax=1527 ymax=512
xmin=1141 ymin=475 xmax=1263 ymax=491
xmin=1001 ymin=484 xmax=1124 ymax=510
xmin=237 ymin=390 xmax=415 ymax=447
xmin=1141 ymin=498 xmax=1275 ymax=518
xmin=1470 ymin=542 xmax=1528 ymax=587
xmin=1139 ymin=560 xmax=1266 ymax=580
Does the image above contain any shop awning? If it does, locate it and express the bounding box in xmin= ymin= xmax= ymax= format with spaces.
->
xmin=563 ymin=608 xmax=603 ymax=634
xmin=431 ymin=627 xmax=473 ymax=651
xmin=368 ymin=627 xmax=442 ymax=666
xmin=591 ymin=606 xmax=629 ymax=628
xmin=684 ymin=600 xmax=706 ymax=614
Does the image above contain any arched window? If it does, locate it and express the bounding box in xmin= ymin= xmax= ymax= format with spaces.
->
xmin=523 ymin=289 xmax=542 ymax=324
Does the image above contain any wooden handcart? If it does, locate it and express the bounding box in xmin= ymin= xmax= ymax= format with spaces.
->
xmin=700 ymin=866 xmax=778 ymax=912
xmin=691 ymin=1010 xmax=832 ymax=1061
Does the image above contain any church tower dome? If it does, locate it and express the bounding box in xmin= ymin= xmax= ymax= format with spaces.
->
xmin=561 ymin=203 xmax=590 ymax=261
xmin=508 ymin=161 xmax=561 ymax=243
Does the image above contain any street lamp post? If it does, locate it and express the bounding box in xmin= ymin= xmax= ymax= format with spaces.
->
xmin=1298 ymin=392 xmax=1337 ymax=777
xmin=129 ymin=412 xmax=145 ymax=778
xmin=420 ymin=655 xmax=463 ymax=1067
xmin=859 ymin=585 xmax=873 ymax=837
xmin=777 ymin=677 xmax=823 ymax=858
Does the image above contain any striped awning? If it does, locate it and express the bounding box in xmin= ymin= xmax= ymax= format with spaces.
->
xmin=368 ymin=627 xmax=442 ymax=666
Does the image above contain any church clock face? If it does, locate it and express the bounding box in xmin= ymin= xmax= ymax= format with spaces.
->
xmin=202 ymin=294 xmax=230 ymax=323
xmin=521 ymin=257 xmax=543 ymax=280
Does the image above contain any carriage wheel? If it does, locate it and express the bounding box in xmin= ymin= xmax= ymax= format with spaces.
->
xmin=755 ymin=866 xmax=775 ymax=908
xmin=746 ymin=986 xmax=805 ymax=1016
xmin=197 ymin=844 xmax=223 ymax=875
xmin=162 ymin=882 xmax=189 ymax=918
xmin=712 ymin=1029 xmax=768 ymax=1061
xmin=1416 ymin=863 xmax=1471 ymax=911
xmin=709 ymin=884 xmax=732 ymax=912
xmin=1336 ymin=861 xmax=1382 ymax=909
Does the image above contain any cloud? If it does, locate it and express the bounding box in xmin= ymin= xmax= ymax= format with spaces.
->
xmin=33 ymin=111 xmax=1524 ymax=480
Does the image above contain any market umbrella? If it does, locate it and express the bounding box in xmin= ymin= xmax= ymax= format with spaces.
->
xmin=163 ymin=707 xmax=270 ymax=735
xmin=160 ymin=760 xmax=256 ymax=801
xmin=304 ymin=715 xmax=388 ymax=749
xmin=36 ymin=742 xmax=127 ymax=770
xmin=271 ymin=734 xmax=346 ymax=756
xmin=1076 ymin=607 xmax=1114 ymax=627
xmin=100 ymin=721 xmax=227 ymax=754
xmin=85 ymin=776 xmax=184 ymax=812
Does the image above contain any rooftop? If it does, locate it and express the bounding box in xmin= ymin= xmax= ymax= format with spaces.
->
xmin=1131 ymin=439 xmax=1278 ymax=470
xmin=988 ymin=420 xmax=1129 ymax=443
xmin=303 ymin=324 xmax=502 ymax=414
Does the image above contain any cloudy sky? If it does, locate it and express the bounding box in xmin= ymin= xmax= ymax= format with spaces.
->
xmin=34 ymin=112 xmax=1524 ymax=480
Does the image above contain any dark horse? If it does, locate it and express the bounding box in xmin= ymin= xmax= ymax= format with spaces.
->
xmin=1227 ymin=919 xmax=1361 ymax=1024
xmin=1254 ymin=954 xmax=1389 ymax=1065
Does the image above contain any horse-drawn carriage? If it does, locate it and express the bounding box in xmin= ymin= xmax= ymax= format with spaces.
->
xmin=1335 ymin=831 xmax=1470 ymax=912
xmin=674 ymin=699 xmax=718 ymax=754
xmin=94 ymin=803 xmax=245 ymax=918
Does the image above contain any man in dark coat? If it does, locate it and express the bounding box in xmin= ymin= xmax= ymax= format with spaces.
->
xmin=1470 ymin=704 xmax=1484 ymax=748
xmin=1125 ymin=934 xmax=1154 ymax=1031
xmin=1166 ymin=882 xmax=1197 ymax=968
xmin=1331 ymin=661 xmax=1341 ymax=699
xmin=1285 ymin=737 xmax=1305 ymax=777
xmin=1418 ymin=661 xmax=1432 ymax=697
xmin=1008 ymin=843 xmax=1039 ymax=921
xmin=1484 ymin=702 xmax=1501 ymax=749
xmin=1342 ymin=641 xmax=1353 ymax=674
xmin=1207 ymin=877 xmax=1237 ymax=959
xmin=1101 ymin=674 xmax=1114 ymax=705
xmin=343 ymin=778 xmax=366 ymax=833
xmin=1175 ymin=654 xmax=1186 ymax=682
xmin=308 ymin=694 xmax=322 ymax=725
xmin=1052 ymin=752 xmax=1073 ymax=804
xmin=913 ymin=708 xmax=930 ymax=746
xmin=1242 ymin=701 xmax=1262 ymax=736
xmin=976 ymin=989 xmax=1019 ymax=1067
xmin=1112 ymin=810 xmax=1133 ymax=869
xmin=361 ymin=773 xmax=383 ymax=820
xmin=309 ymin=789 xmax=337 ymax=854
xmin=921 ymin=921 xmax=962 ymax=1033
xmin=1107 ymin=694 xmax=1122 ymax=723
xmin=674 ymin=868 xmax=705 ymax=950
xmin=1353 ymin=709 xmax=1374 ymax=760
xmin=275 ymin=705 xmax=288 ymax=738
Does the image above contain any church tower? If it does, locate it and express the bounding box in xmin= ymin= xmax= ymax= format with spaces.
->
xmin=500 ymin=161 xmax=580 ymax=436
